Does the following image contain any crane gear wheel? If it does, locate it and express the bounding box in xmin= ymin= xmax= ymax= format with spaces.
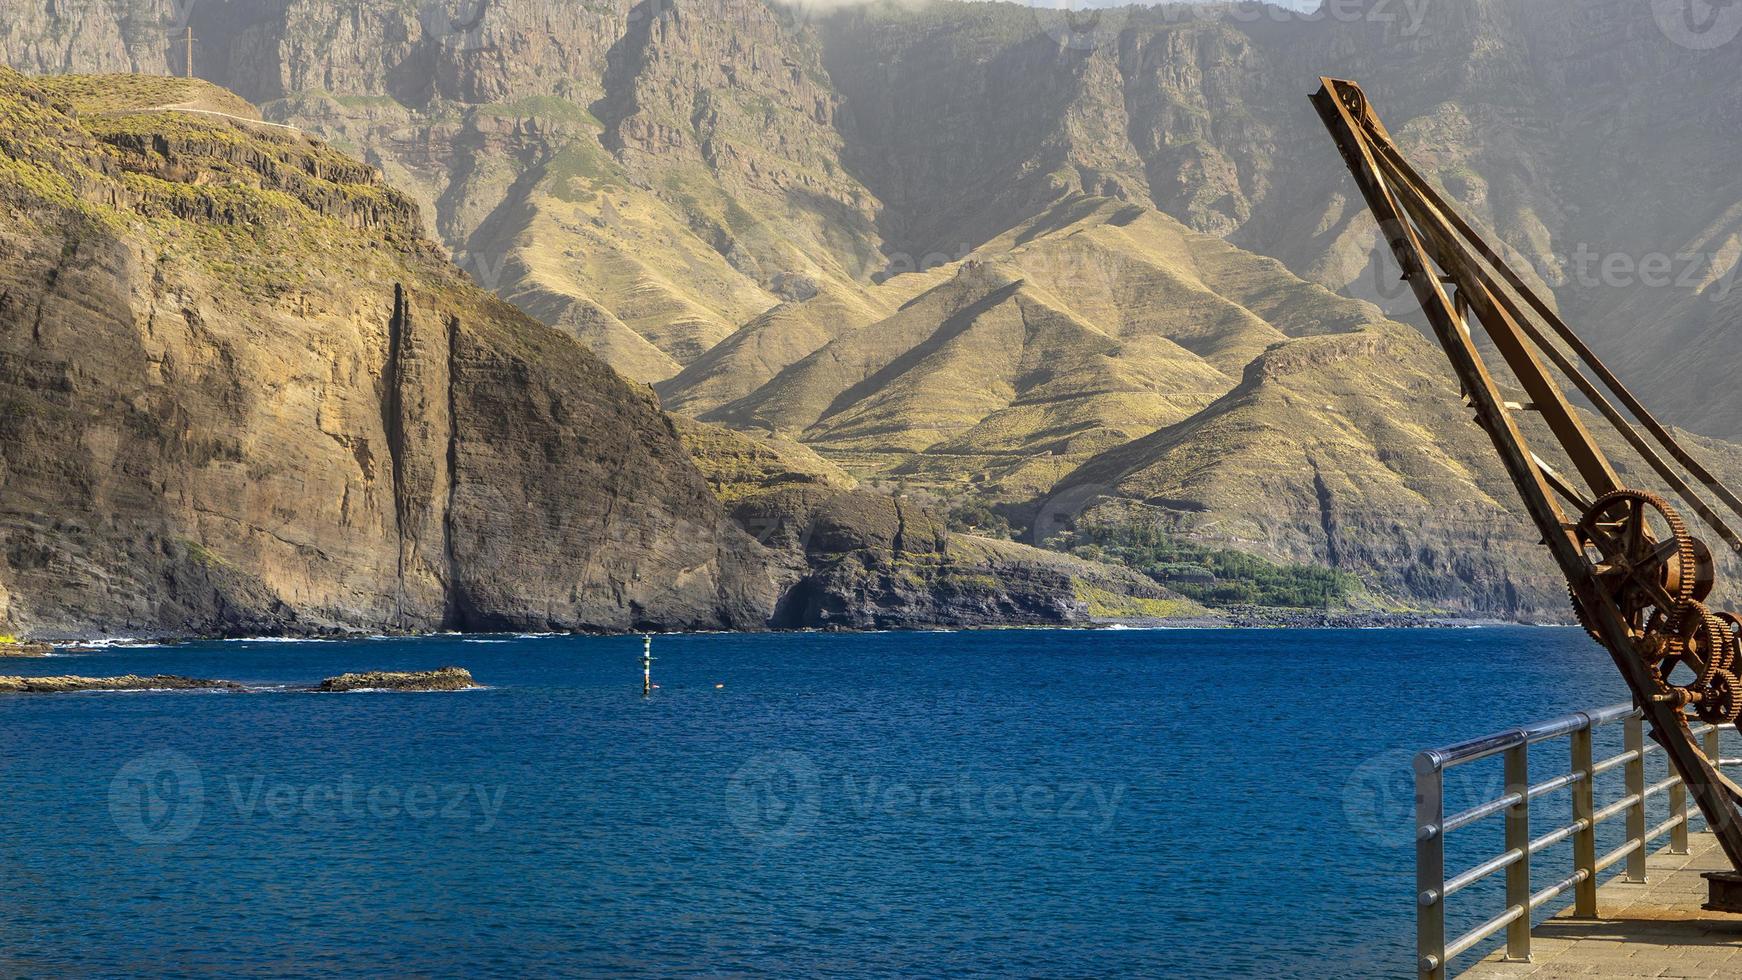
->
xmin=1698 ymin=669 xmax=1742 ymax=726
xmin=1660 ymin=601 xmax=1729 ymax=694
xmin=1570 ymin=585 xmax=1599 ymax=639
xmin=1716 ymin=611 xmax=1742 ymax=673
xmin=1575 ymin=489 xmax=1697 ymax=627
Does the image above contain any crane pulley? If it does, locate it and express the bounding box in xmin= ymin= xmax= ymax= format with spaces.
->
xmin=1312 ymin=77 xmax=1742 ymax=909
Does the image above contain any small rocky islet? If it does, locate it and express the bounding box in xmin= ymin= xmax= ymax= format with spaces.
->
xmin=0 ymin=666 xmax=476 ymax=694
xmin=314 ymin=667 xmax=476 ymax=692
xmin=0 ymin=674 xmax=240 ymax=693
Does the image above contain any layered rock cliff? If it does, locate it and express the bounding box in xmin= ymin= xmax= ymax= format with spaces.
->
xmin=8 ymin=0 xmax=1742 ymax=622
xmin=0 ymin=70 xmax=776 ymax=637
xmin=0 ymin=70 xmax=1171 ymax=636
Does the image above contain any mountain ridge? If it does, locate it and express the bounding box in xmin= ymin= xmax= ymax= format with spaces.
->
xmin=6 ymin=0 xmax=1742 ymax=622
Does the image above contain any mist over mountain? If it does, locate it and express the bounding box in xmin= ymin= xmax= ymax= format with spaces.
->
xmin=4 ymin=0 xmax=1739 ymax=622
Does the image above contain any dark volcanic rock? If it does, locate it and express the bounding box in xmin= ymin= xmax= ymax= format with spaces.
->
xmin=767 ymin=489 xmax=1181 ymax=630
xmin=315 ymin=666 xmax=476 ymax=692
xmin=675 ymin=418 xmax=1186 ymax=627
xmin=0 ymin=674 xmax=241 ymax=693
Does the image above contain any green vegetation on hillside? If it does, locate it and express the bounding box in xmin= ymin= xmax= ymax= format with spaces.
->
xmin=1056 ymin=522 xmax=1362 ymax=610
xmin=946 ymin=500 xmax=1012 ymax=539
xmin=32 ymin=74 xmax=259 ymax=117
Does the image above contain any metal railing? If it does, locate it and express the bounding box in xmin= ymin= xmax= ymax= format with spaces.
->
xmin=1415 ymin=702 xmax=1728 ymax=979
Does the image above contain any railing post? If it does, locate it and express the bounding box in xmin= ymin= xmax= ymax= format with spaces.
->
xmin=1571 ymin=725 xmax=1598 ymax=917
xmin=1625 ymin=712 xmax=1648 ymax=883
xmin=1705 ymin=725 xmax=1724 ymax=836
xmin=1671 ymin=776 xmax=1690 ymax=855
xmin=1504 ymin=741 xmax=1532 ymax=961
xmin=1416 ymin=752 xmax=1446 ymax=980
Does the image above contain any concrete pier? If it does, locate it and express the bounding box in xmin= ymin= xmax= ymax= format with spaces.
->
xmin=1462 ymin=832 xmax=1742 ymax=977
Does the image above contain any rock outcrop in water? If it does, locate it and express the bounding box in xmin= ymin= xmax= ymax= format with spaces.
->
xmin=315 ymin=667 xmax=476 ymax=692
xmin=0 ymin=674 xmax=241 ymax=692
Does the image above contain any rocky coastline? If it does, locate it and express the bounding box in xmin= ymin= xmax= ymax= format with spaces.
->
xmin=315 ymin=667 xmax=477 ymax=692
xmin=0 ymin=674 xmax=242 ymax=693
xmin=0 ymin=666 xmax=479 ymax=693
xmin=7 ymin=607 xmax=1556 ymax=648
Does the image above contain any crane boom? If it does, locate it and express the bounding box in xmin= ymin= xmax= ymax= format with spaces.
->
xmin=1312 ymin=77 xmax=1742 ymax=911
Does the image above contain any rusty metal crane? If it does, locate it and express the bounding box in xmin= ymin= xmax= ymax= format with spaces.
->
xmin=1311 ymin=77 xmax=1742 ymax=913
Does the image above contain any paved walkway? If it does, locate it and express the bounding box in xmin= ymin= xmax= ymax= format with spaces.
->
xmin=1462 ymin=831 xmax=1742 ymax=977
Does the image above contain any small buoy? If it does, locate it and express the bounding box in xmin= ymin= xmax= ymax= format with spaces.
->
xmin=715 ymin=683 xmax=725 ymax=689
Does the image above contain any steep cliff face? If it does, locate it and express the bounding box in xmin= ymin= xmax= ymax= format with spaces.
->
xmin=1048 ymin=324 xmax=1560 ymax=617
xmin=6 ymin=0 xmax=1739 ymax=413
xmin=0 ymin=70 xmax=775 ymax=637
xmin=673 ymin=415 xmax=1197 ymax=627
xmin=817 ymin=0 xmax=1742 ymax=426
xmin=0 ymin=0 xmax=175 ymax=76
xmin=8 ymin=0 xmax=1742 ymax=622
xmin=164 ymin=0 xmax=894 ymax=385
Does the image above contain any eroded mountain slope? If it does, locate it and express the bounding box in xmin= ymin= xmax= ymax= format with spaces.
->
xmin=0 ymin=69 xmax=776 ymax=636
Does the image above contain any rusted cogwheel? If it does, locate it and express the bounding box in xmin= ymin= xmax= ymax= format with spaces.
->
xmin=1716 ymin=611 xmax=1742 ymax=672
xmin=1698 ymin=669 xmax=1742 ymax=725
xmin=1570 ymin=584 xmax=1599 ymax=639
xmin=1659 ymin=600 xmax=1730 ymax=693
xmin=1575 ymin=489 xmax=1698 ymax=627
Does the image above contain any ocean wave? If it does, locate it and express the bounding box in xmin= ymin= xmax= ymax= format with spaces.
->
xmin=77 ymin=687 xmax=236 ymax=695
xmin=315 ymin=685 xmax=489 ymax=694
xmin=55 ymin=637 xmax=167 ymax=649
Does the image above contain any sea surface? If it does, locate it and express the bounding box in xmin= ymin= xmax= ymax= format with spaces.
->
xmin=0 ymin=627 xmax=1688 ymax=976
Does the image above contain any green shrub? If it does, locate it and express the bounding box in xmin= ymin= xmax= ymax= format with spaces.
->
xmin=1053 ymin=523 xmax=1360 ymax=609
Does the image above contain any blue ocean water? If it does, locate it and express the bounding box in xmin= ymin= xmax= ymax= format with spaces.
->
xmin=0 ymin=627 xmax=1675 ymax=976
